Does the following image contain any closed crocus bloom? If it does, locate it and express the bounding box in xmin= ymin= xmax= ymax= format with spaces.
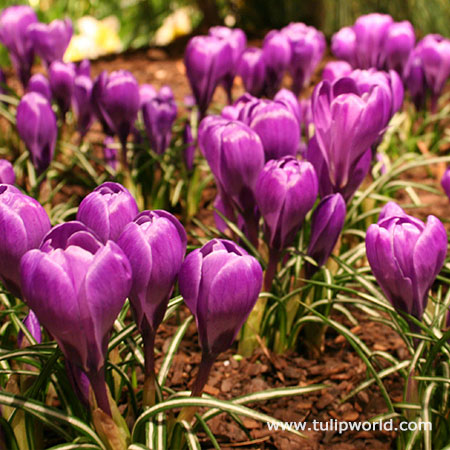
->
xmin=353 ymin=13 xmax=394 ymax=69
xmin=383 ymin=21 xmax=415 ymax=74
xmin=441 ymin=168 xmax=450 ymax=200
xmin=322 ymin=61 xmax=352 ymax=83
xmin=73 ymin=75 xmax=94 ymax=137
xmin=27 ymin=18 xmax=73 ymax=65
xmin=0 ymin=184 xmax=51 ymax=297
xmin=17 ymin=310 xmax=42 ymax=348
xmin=306 ymin=136 xmax=371 ymax=202
xmin=312 ymin=78 xmax=389 ymax=191
xmin=366 ymin=208 xmax=447 ymax=320
xmin=306 ymin=193 xmax=346 ymax=277
xmin=91 ymin=71 xmax=113 ymax=135
xmin=117 ymin=210 xmax=186 ymax=378
xmin=76 ymin=59 xmax=90 ymax=77
xmin=16 ymin=92 xmax=57 ymax=175
xmin=209 ymin=26 xmax=246 ymax=103
xmin=21 ymin=221 xmax=132 ymax=414
xmin=27 ymin=73 xmax=51 ymax=101
xmin=49 ymin=61 xmax=75 ymax=116
xmin=262 ymin=30 xmax=291 ymax=97
xmin=240 ymin=99 xmax=300 ymax=161
xmin=331 ymin=27 xmax=357 ymax=67
xmin=179 ymin=239 xmax=262 ymax=394
xmin=77 ymin=182 xmax=139 ymax=243
xmin=417 ymin=34 xmax=450 ymax=110
xmin=139 ymin=83 xmax=157 ymax=108
xmin=0 ymin=160 xmax=15 ymax=185
xmin=281 ymin=22 xmax=325 ymax=95
xmin=404 ymin=50 xmax=427 ymax=110
xmin=0 ymin=6 xmax=37 ymax=87
xmin=236 ymin=47 xmax=266 ymax=97
xmin=274 ymin=88 xmax=302 ymax=127
xmin=97 ymin=70 xmax=140 ymax=150
xmin=185 ymin=35 xmax=232 ymax=117
xmin=255 ymin=156 xmax=318 ymax=252
xmin=142 ymin=86 xmax=177 ymax=155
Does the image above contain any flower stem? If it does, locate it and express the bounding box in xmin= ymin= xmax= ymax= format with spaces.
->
xmin=87 ymin=367 xmax=111 ymax=416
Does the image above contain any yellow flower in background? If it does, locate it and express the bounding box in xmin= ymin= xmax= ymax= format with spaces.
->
xmin=153 ymin=7 xmax=193 ymax=46
xmin=64 ymin=16 xmax=122 ymax=62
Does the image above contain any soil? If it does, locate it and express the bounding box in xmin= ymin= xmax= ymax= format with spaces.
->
xmin=3 ymin=47 xmax=449 ymax=449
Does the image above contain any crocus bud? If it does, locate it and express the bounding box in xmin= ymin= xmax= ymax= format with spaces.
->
xmin=331 ymin=27 xmax=356 ymax=67
xmin=73 ymin=75 xmax=94 ymax=137
xmin=322 ymin=61 xmax=352 ymax=82
xmin=240 ymin=99 xmax=300 ymax=161
xmin=0 ymin=184 xmax=51 ymax=296
xmin=262 ymin=30 xmax=291 ymax=97
xmin=236 ymin=47 xmax=266 ymax=97
xmin=404 ymin=50 xmax=427 ymax=110
xmin=312 ymin=78 xmax=389 ymax=191
xmin=21 ymin=221 xmax=132 ymax=414
xmin=0 ymin=6 xmax=37 ymax=87
xmin=0 ymin=160 xmax=15 ymax=184
xmin=96 ymin=70 xmax=140 ymax=149
xmin=353 ymin=13 xmax=394 ymax=69
xmin=184 ymin=35 xmax=232 ymax=117
xmin=27 ymin=73 xmax=51 ymax=101
xmin=179 ymin=238 xmax=262 ymax=359
xmin=77 ymin=182 xmax=139 ymax=243
xmin=117 ymin=210 xmax=187 ymax=376
xmin=27 ymin=18 xmax=73 ymax=66
xmin=17 ymin=310 xmax=41 ymax=348
xmin=383 ymin=21 xmax=415 ymax=74
xmin=255 ymin=156 xmax=318 ymax=252
xmin=139 ymin=83 xmax=157 ymax=108
xmin=274 ymin=88 xmax=302 ymax=127
xmin=142 ymin=86 xmax=177 ymax=155
xmin=366 ymin=207 xmax=447 ymax=320
xmin=103 ymin=136 xmax=118 ymax=171
xmin=208 ymin=26 xmax=247 ymax=103
xmin=378 ymin=201 xmax=406 ymax=222
xmin=416 ymin=34 xmax=450 ymax=110
xmin=306 ymin=193 xmax=346 ymax=277
xmin=16 ymin=92 xmax=57 ymax=175
xmin=76 ymin=59 xmax=90 ymax=77
xmin=281 ymin=22 xmax=325 ymax=95
xmin=49 ymin=61 xmax=75 ymax=116
xmin=441 ymin=168 xmax=450 ymax=200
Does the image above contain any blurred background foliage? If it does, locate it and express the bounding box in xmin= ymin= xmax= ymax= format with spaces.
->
xmin=0 ymin=0 xmax=448 ymax=64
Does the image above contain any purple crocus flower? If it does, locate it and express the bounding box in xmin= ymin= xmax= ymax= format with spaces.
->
xmin=103 ymin=136 xmax=118 ymax=171
xmin=441 ymin=168 xmax=450 ymax=200
xmin=383 ymin=21 xmax=415 ymax=74
xmin=0 ymin=184 xmax=51 ymax=297
xmin=262 ymin=30 xmax=291 ymax=97
xmin=404 ymin=49 xmax=427 ymax=110
xmin=236 ymin=47 xmax=266 ymax=97
xmin=306 ymin=193 xmax=346 ymax=277
xmin=331 ymin=27 xmax=357 ymax=67
xmin=416 ymin=34 xmax=450 ymax=111
xmin=49 ymin=61 xmax=75 ymax=116
xmin=322 ymin=61 xmax=352 ymax=83
xmin=281 ymin=22 xmax=325 ymax=95
xmin=142 ymin=86 xmax=177 ymax=155
xmin=73 ymin=75 xmax=94 ymax=138
xmin=353 ymin=13 xmax=394 ymax=69
xmin=21 ymin=221 xmax=132 ymax=414
xmin=75 ymin=59 xmax=90 ymax=77
xmin=198 ymin=116 xmax=265 ymax=246
xmin=27 ymin=73 xmax=51 ymax=102
xmin=16 ymin=92 xmax=57 ymax=175
xmin=274 ymin=88 xmax=302 ymax=127
xmin=17 ymin=310 xmax=42 ymax=347
xmin=95 ymin=70 xmax=140 ymax=151
xmin=0 ymin=6 xmax=37 ymax=87
xmin=0 ymin=160 xmax=15 ymax=185
xmin=208 ymin=26 xmax=246 ymax=103
xmin=178 ymin=238 xmax=262 ymax=395
xmin=311 ymin=78 xmax=390 ymax=192
xmin=239 ymin=98 xmax=300 ymax=161
xmin=366 ymin=206 xmax=447 ymax=320
xmin=77 ymin=182 xmax=139 ymax=243
xmin=184 ymin=35 xmax=232 ymax=117
xmin=91 ymin=71 xmax=114 ymax=135
xmin=117 ymin=210 xmax=186 ymax=380
xmin=139 ymin=83 xmax=157 ymax=109
xmin=27 ymin=18 xmax=73 ymax=66
xmin=254 ymin=156 xmax=318 ymax=285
